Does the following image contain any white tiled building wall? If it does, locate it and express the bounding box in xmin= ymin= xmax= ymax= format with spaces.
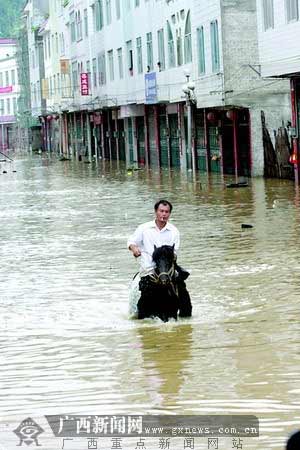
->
xmin=0 ymin=42 xmax=20 ymax=117
xmin=256 ymin=0 xmax=300 ymax=77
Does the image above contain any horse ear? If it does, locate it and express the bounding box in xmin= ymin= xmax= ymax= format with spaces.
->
xmin=172 ymin=244 xmax=175 ymax=250
xmin=154 ymin=244 xmax=157 ymax=251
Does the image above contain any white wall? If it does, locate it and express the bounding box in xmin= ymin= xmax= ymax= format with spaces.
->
xmin=0 ymin=42 xmax=20 ymax=118
xmin=54 ymin=0 xmax=224 ymax=110
xmin=257 ymin=0 xmax=300 ymax=77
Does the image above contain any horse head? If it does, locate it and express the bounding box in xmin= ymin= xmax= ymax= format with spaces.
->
xmin=152 ymin=244 xmax=176 ymax=285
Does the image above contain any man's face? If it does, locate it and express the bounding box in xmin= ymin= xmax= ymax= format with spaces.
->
xmin=155 ymin=204 xmax=171 ymax=225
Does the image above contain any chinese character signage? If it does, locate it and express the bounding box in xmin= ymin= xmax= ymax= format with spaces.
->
xmin=80 ymin=73 xmax=89 ymax=96
xmin=145 ymin=72 xmax=157 ymax=104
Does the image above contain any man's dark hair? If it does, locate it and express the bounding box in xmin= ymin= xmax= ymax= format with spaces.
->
xmin=287 ymin=431 xmax=300 ymax=450
xmin=154 ymin=199 xmax=173 ymax=212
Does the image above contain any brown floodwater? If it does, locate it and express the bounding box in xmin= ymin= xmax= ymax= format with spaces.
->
xmin=0 ymin=155 xmax=299 ymax=449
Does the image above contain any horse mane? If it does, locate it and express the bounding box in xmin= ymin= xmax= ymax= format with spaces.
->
xmin=152 ymin=245 xmax=175 ymax=263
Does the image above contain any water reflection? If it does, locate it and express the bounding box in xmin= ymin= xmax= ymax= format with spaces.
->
xmin=137 ymin=324 xmax=193 ymax=409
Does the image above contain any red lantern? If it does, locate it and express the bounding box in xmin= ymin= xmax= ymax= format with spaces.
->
xmin=47 ymin=115 xmax=53 ymax=121
xmin=207 ymin=112 xmax=216 ymax=122
xmin=289 ymin=153 xmax=298 ymax=164
xmin=226 ymin=110 xmax=235 ymax=120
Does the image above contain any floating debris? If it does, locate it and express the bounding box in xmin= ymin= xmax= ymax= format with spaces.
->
xmin=226 ymin=181 xmax=249 ymax=188
xmin=59 ymin=156 xmax=70 ymax=161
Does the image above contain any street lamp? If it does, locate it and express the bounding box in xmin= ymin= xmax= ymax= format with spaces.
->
xmin=182 ymin=70 xmax=196 ymax=173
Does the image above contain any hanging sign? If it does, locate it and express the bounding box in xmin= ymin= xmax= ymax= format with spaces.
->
xmin=145 ymin=72 xmax=157 ymax=104
xmin=80 ymin=73 xmax=89 ymax=96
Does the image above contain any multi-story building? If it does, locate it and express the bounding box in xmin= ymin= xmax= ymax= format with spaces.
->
xmin=0 ymin=38 xmax=20 ymax=151
xmin=23 ymin=0 xmax=290 ymax=177
xmin=256 ymin=0 xmax=300 ymax=182
xmin=22 ymin=0 xmax=49 ymax=150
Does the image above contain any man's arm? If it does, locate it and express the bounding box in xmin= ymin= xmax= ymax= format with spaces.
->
xmin=127 ymin=225 xmax=143 ymax=258
xmin=128 ymin=243 xmax=141 ymax=258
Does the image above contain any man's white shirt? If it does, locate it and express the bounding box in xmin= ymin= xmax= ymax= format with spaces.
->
xmin=127 ymin=220 xmax=180 ymax=274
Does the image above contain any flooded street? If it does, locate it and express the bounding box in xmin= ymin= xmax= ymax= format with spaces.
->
xmin=0 ymin=155 xmax=300 ymax=449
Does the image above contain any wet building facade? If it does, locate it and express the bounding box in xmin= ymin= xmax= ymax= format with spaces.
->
xmin=22 ymin=0 xmax=290 ymax=177
xmin=0 ymin=39 xmax=20 ymax=151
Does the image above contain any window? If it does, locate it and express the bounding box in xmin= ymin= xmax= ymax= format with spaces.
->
xmin=44 ymin=38 xmax=47 ymax=59
xmin=176 ymin=29 xmax=183 ymax=66
xmin=136 ymin=37 xmax=143 ymax=73
xmin=0 ymin=99 xmax=4 ymax=114
xmin=106 ymin=0 xmax=112 ymax=25
xmin=286 ymin=0 xmax=298 ymax=21
xmin=184 ymin=11 xmax=192 ymax=63
xmin=210 ymin=20 xmax=220 ymax=72
xmin=72 ymin=61 xmax=78 ymax=92
xmin=86 ymin=60 xmax=91 ymax=90
xmin=84 ymin=9 xmax=88 ymax=36
xmin=135 ymin=0 xmax=140 ymax=6
xmin=0 ymin=73 xmax=3 ymax=86
xmin=13 ymin=97 xmax=17 ymax=114
xmin=56 ymin=75 xmax=59 ymax=98
xmin=262 ymin=0 xmax=274 ymax=30
xmin=6 ymin=98 xmax=11 ymax=114
xmin=116 ymin=0 xmax=121 ymax=19
xmin=126 ymin=40 xmax=133 ymax=75
xmin=196 ymin=26 xmax=205 ymax=75
xmin=70 ymin=12 xmax=76 ymax=42
xmin=49 ymin=76 xmax=53 ymax=97
xmin=157 ymin=28 xmax=165 ymax=70
xmin=76 ymin=11 xmax=83 ymax=40
xmin=95 ymin=0 xmax=104 ymax=31
xmin=146 ymin=32 xmax=153 ymax=71
xmin=53 ymin=74 xmax=56 ymax=97
xmin=98 ymin=52 xmax=106 ymax=85
xmin=56 ymin=33 xmax=59 ymax=53
xmin=92 ymin=58 xmax=97 ymax=87
xmin=117 ymin=47 xmax=124 ymax=79
xmin=108 ymin=50 xmax=114 ymax=80
xmin=5 ymin=71 xmax=9 ymax=86
xmin=31 ymin=50 xmax=35 ymax=68
xmin=60 ymin=33 xmax=65 ymax=55
xmin=48 ymin=35 xmax=51 ymax=57
xmin=167 ymin=21 xmax=175 ymax=68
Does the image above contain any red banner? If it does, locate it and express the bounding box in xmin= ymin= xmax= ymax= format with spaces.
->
xmin=80 ymin=73 xmax=89 ymax=96
xmin=0 ymin=86 xmax=13 ymax=94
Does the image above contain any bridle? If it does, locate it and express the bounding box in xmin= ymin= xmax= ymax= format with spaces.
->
xmin=149 ymin=264 xmax=175 ymax=284
xmin=140 ymin=249 xmax=178 ymax=294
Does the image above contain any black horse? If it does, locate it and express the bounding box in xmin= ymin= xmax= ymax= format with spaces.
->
xmin=137 ymin=245 xmax=192 ymax=322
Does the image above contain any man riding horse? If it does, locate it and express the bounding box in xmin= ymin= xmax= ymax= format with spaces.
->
xmin=128 ymin=199 xmax=192 ymax=319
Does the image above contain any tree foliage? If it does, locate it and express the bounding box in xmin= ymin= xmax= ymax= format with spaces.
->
xmin=0 ymin=0 xmax=24 ymax=38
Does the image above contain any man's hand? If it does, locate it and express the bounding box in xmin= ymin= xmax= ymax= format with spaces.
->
xmin=129 ymin=244 xmax=141 ymax=258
